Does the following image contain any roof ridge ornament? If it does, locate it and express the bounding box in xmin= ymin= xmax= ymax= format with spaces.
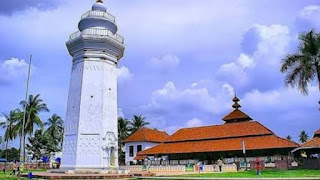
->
xmin=97 ymin=0 xmax=103 ymax=3
xmin=232 ymin=95 xmax=241 ymax=110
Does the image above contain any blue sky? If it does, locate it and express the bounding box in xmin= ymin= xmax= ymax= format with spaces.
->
xmin=0 ymin=0 xmax=320 ymax=146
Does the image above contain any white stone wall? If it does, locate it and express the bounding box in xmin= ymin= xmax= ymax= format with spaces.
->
xmin=62 ymin=62 xmax=83 ymax=167
xmin=61 ymin=58 xmax=119 ymax=169
xmin=125 ymin=142 xmax=159 ymax=165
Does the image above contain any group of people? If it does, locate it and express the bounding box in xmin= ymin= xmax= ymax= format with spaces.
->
xmin=213 ymin=158 xmax=262 ymax=176
xmin=2 ymin=161 xmax=25 ymax=176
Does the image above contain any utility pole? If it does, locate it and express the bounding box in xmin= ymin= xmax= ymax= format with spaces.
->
xmin=242 ymin=140 xmax=247 ymax=170
xmin=20 ymin=55 xmax=32 ymax=163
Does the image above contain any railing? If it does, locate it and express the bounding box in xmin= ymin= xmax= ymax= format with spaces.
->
xmin=120 ymin=165 xmax=142 ymax=172
xmin=81 ymin=10 xmax=115 ymax=23
xmin=148 ymin=165 xmax=185 ymax=172
xmin=69 ymin=29 xmax=124 ymax=44
xmin=202 ymin=164 xmax=237 ymax=172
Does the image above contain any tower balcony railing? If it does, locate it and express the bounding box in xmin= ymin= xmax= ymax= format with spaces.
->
xmin=81 ymin=10 xmax=115 ymax=23
xmin=69 ymin=28 xmax=124 ymax=44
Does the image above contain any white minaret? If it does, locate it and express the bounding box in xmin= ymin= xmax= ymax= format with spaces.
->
xmin=61 ymin=0 xmax=125 ymax=170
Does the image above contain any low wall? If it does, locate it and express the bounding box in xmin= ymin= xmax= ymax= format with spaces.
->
xmin=120 ymin=164 xmax=237 ymax=172
xmin=200 ymin=164 xmax=237 ymax=172
xmin=148 ymin=165 xmax=185 ymax=172
xmin=0 ymin=163 xmax=50 ymax=170
xmin=120 ymin=165 xmax=142 ymax=172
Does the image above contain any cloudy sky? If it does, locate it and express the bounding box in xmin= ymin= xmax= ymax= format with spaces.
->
xmin=0 ymin=0 xmax=320 ymax=146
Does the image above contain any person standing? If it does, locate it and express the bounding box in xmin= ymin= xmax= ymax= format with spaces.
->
xmin=10 ymin=162 xmax=17 ymax=175
xmin=217 ymin=159 xmax=223 ymax=172
xmin=256 ymin=161 xmax=262 ymax=176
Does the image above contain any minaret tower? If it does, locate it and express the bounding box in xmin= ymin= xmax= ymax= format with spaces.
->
xmin=62 ymin=0 xmax=125 ymax=170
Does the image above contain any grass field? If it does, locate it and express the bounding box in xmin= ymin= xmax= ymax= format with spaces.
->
xmin=0 ymin=174 xmax=27 ymax=180
xmin=177 ymin=170 xmax=320 ymax=178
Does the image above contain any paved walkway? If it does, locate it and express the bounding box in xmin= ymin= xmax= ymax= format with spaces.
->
xmin=137 ymin=177 xmax=320 ymax=180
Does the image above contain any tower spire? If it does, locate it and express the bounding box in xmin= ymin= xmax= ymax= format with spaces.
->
xmin=232 ymin=95 xmax=241 ymax=110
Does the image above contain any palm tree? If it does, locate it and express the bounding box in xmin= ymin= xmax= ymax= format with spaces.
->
xmin=15 ymin=94 xmax=49 ymax=162
xmin=286 ymin=135 xmax=293 ymax=141
xmin=280 ymin=29 xmax=320 ymax=95
xmin=299 ymin=130 xmax=309 ymax=143
xmin=128 ymin=115 xmax=150 ymax=134
xmin=118 ymin=117 xmax=129 ymax=141
xmin=118 ymin=117 xmax=129 ymax=165
xmin=1 ymin=109 xmax=20 ymax=162
xmin=44 ymin=114 xmax=64 ymax=149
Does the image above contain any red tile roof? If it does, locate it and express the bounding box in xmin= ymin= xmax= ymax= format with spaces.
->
xmin=165 ymin=121 xmax=272 ymax=142
xmin=222 ymin=109 xmax=252 ymax=122
xmin=315 ymin=129 xmax=320 ymax=136
xmin=134 ymin=155 xmax=147 ymax=160
xmin=301 ymin=137 xmax=320 ymax=148
xmin=123 ymin=127 xmax=169 ymax=143
xmin=138 ymin=135 xmax=299 ymax=155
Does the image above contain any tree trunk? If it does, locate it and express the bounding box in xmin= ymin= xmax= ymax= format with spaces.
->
xmin=23 ymin=135 xmax=26 ymax=162
xmin=316 ymin=64 xmax=320 ymax=92
xmin=4 ymin=140 xmax=8 ymax=171
xmin=19 ymin=135 xmax=23 ymax=162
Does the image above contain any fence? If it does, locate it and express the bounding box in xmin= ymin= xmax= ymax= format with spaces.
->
xmin=69 ymin=29 xmax=124 ymax=44
xmin=81 ymin=10 xmax=115 ymax=23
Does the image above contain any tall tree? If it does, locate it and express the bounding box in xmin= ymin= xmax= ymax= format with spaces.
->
xmin=280 ymin=29 xmax=320 ymax=95
xmin=128 ymin=115 xmax=149 ymax=134
xmin=15 ymin=94 xmax=49 ymax=162
xmin=44 ymin=114 xmax=64 ymax=150
xmin=0 ymin=109 xmax=20 ymax=161
xmin=299 ymin=130 xmax=309 ymax=143
xmin=118 ymin=117 xmax=129 ymax=165
xmin=118 ymin=117 xmax=129 ymax=141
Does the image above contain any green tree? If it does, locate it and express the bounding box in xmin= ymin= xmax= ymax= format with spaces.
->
xmin=280 ymin=29 xmax=320 ymax=95
xmin=118 ymin=117 xmax=129 ymax=141
xmin=44 ymin=114 xmax=64 ymax=150
xmin=118 ymin=117 xmax=129 ymax=165
xmin=15 ymin=94 xmax=49 ymax=161
xmin=286 ymin=135 xmax=293 ymax=141
xmin=0 ymin=148 xmax=20 ymax=161
xmin=26 ymin=129 xmax=58 ymax=160
xmin=299 ymin=130 xmax=309 ymax=143
xmin=1 ymin=109 xmax=20 ymax=161
xmin=128 ymin=115 xmax=149 ymax=134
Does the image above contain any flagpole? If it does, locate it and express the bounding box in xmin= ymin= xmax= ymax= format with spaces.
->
xmin=21 ymin=55 xmax=32 ymax=163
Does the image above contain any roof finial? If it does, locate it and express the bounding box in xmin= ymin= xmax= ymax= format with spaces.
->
xmin=232 ymin=95 xmax=241 ymax=110
xmin=97 ymin=0 xmax=103 ymax=3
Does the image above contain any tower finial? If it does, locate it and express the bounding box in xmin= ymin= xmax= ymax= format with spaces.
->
xmin=97 ymin=0 xmax=103 ymax=3
xmin=232 ymin=95 xmax=241 ymax=110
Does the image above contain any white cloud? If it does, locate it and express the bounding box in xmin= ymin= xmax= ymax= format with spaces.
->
xmin=186 ymin=118 xmax=204 ymax=127
xmin=117 ymin=66 xmax=133 ymax=83
xmin=146 ymin=81 xmax=234 ymax=115
xmin=237 ymin=53 xmax=255 ymax=69
xmin=217 ymin=24 xmax=291 ymax=87
xmin=216 ymin=62 xmax=249 ymax=87
xmin=252 ymin=24 xmax=290 ymax=65
xmin=148 ymin=54 xmax=180 ymax=71
xmin=243 ymin=85 xmax=319 ymax=112
xmin=0 ymin=116 xmax=5 ymax=124
xmin=300 ymin=5 xmax=320 ymax=17
xmin=295 ymin=5 xmax=320 ymax=32
xmin=0 ymin=58 xmax=33 ymax=83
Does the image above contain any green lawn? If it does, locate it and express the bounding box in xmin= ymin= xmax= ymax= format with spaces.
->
xmin=178 ymin=170 xmax=320 ymax=178
xmin=0 ymin=169 xmax=47 ymax=180
xmin=0 ymin=173 xmax=27 ymax=180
